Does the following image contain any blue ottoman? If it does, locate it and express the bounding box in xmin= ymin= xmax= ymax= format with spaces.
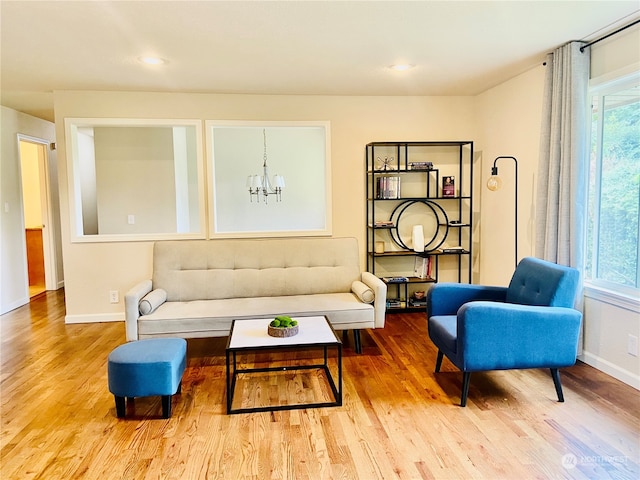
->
xmin=108 ymin=338 xmax=187 ymax=419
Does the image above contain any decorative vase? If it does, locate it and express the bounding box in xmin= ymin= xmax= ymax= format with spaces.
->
xmin=412 ymin=225 xmax=425 ymax=253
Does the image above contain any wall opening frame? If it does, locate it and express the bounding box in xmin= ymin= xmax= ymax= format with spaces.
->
xmin=64 ymin=118 xmax=206 ymax=243
xmin=207 ymin=120 xmax=332 ymax=238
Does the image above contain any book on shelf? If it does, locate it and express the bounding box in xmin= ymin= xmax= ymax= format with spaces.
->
xmin=382 ymin=276 xmax=408 ymax=283
xmin=413 ymin=256 xmax=433 ymax=279
xmin=386 ymin=298 xmax=406 ymax=308
xmin=442 ymin=175 xmax=455 ymax=197
xmin=373 ymin=220 xmax=394 ymax=228
xmin=409 ymin=298 xmax=427 ymax=307
xmin=408 ymin=161 xmax=433 ymax=171
xmin=375 ymin=176 xmax=401 ymax=199
xmin=442 ymin=246 xmax=468 ymax=253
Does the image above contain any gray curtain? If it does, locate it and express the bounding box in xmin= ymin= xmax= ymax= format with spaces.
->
xmin=535 ymin=42 xmax=590 ymax=269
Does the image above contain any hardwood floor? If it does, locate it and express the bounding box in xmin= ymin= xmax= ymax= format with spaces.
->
xmin=1 ymin=290 xmax=638 ymax=479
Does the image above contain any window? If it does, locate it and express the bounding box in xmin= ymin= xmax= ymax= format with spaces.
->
xmin=586 ymin=74 xmax=640 ymax=299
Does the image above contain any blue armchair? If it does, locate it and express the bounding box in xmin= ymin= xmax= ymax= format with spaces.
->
xmin=427 ymin=257 xmax=582 ymax=407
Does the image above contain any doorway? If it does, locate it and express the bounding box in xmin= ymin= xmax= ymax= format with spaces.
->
xmin=18 ymin=138 xmax=53 ymax=298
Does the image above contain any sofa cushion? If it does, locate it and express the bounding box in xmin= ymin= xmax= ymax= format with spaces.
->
xmin=138 ymin=288 xmax=167 ymax=315
xmin=153 ymin=237 xmax=362 ymax=302
xmin=137 ymin=293 xmax=374 ymax=338
xmin=351 ymin=281 xmax=374 ymax=303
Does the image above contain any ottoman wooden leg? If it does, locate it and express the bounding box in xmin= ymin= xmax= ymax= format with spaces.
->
xmin=114 ymin=396 xmax=126 ymax=418
xmin=162 ymin=395 xmax=172 ymax=419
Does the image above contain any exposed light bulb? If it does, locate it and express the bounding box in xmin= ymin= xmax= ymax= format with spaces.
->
xmin=487 ymin=175 xmax=502 ymax=191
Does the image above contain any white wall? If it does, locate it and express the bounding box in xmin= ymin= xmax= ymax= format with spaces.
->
xmin=1 ymin=106 xmax=61 ymax=314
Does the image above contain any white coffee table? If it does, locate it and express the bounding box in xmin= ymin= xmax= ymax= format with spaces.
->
xmin=225 ymin=316 xmax=342 ymax=414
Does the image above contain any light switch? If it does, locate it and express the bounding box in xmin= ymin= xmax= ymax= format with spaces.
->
xmin=127 ymin=214 xmax=135 ymax=225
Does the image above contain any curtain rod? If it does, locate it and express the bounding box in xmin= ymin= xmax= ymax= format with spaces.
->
xmin=580 ymin=18 xmax=640 ymax=52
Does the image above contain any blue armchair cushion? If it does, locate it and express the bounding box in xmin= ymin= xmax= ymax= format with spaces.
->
xmin=506 ymin=257 xmax=579 ymax=308
xmin=457 ymin=302 xmax=582 ymax=371
xmin=426 ymin=283 xmax=507 ymax=317
xmin=429 ymin=315 xmax=457 ymax=354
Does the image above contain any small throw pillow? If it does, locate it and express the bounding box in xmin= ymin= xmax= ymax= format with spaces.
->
xmin=351 ymin=281 xmax=375 ymax=304
xmin=139 ymin=288 xmax=167 ymax=315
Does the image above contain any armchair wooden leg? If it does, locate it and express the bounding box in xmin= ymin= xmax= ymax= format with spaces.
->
xmin=550 ymin=368 xmax=565 ymax=402
xmin=460 ymin=372 xmax=471 ymax=407
xmin=435 ymin=351 xmax=444 ymax=373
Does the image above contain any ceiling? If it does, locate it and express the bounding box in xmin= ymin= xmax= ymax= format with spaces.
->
xmin=2 ymin=1 xmax=639 ymax=122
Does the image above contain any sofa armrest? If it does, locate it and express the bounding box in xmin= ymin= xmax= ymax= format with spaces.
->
xmin=457 ymin=301 xmax=583 ymax=371
xmin=361 ymin=272 xmax=387 ymax=328
xmin=124 ymin=280 xmax=152 ymax=341
xmin=427 ymin=283 xmax=507 ymax=317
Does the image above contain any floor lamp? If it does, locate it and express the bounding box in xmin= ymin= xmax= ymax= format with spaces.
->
xmin=487 ymin=156 xmax=518 ymax=269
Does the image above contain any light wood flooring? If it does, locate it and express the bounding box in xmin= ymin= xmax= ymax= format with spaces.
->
xmin=1 ymin=290 xmax=638 ymax=479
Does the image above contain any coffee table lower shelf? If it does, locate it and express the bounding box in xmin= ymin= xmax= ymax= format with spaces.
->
xmin=226 ymin=352 xmax=342 ymax=414
xmin=225 ymin=317 xmax=343 ymax=415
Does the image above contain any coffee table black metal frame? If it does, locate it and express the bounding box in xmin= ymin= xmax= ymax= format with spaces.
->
xmin=225 ymin=316 xmax=342 ymax=415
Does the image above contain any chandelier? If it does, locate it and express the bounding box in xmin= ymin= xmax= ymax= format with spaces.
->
xmin=246 ymin=129 xmax=285 ymax=203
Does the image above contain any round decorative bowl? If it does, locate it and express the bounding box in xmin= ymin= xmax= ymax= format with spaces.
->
xmin=268 ymin=324 xmax=299 ymax=338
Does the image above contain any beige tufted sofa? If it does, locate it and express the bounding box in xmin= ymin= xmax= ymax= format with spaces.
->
xmin=124 ymin=237 xmax=386 ymax=353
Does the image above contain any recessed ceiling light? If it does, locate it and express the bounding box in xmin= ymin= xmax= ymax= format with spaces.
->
xmin=138 ymin=56 xmax=167 ymax=65
xmin=389 ymin=64 xmax=415 ymax=71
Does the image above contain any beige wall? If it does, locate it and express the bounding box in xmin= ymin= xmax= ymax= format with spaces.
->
xmin=590 ymin=24 xmax=640 ymax=80
xmin=94 ymin=127 xmax=177 ymax=234
xmin=54 ymin=92 xmax=478 ymax=322
xmin=19 ymin=140 xmax=43 ymax=228
xmin=474 ymin=65 xmax=546 ymax=285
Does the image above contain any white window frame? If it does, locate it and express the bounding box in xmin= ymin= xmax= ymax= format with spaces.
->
xmin=584 ymin=71 xmax=640 ymax=313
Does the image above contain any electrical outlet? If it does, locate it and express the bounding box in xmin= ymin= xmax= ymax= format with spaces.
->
xmin=109 ymin=290 xmax=119 ymax=304
xmin=127 ymin=214 xmax=135 ymax=225
xmin=628 ymin=334 xmax=638 ymax=357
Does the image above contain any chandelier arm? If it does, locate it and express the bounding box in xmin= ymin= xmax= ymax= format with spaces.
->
xmin=247 ymin=128 xmax=283 ymax=203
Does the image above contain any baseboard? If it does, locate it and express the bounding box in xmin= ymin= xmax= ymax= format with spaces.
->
xmin=65 ymin=312 xmax=124 ymax=324
xmin=579 ymin=352 xmax=640 ymax=390
xmin=0 ymin=297 xmax=29 ymax=315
